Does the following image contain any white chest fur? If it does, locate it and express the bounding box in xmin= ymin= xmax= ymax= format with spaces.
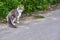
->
xmin=16 ymin=7 xmax=24 ymax=23
xmin=17 ymin=7 xmax=23 ymax=17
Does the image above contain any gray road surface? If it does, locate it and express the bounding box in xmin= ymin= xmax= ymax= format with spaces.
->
xmin=0 ymin=9 xmax=60 ymax=40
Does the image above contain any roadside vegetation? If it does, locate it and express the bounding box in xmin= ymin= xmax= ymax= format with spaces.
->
xmin=0 ymin=0 xmax=60 ymax=19
xmin=35 ymin=15 xmax=45 ymax=18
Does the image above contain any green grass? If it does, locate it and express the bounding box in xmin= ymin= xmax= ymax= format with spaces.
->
xmin=35 ymin=15 xmax=45 ymax=18
xmin=0 ymin=0 xmax=60 ymax=19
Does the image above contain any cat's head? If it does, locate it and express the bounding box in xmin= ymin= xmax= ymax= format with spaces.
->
xmin=17 ymin=5 xmax=24 ymax=13
xmin=17 ymin=5 xmax=24 ymax=10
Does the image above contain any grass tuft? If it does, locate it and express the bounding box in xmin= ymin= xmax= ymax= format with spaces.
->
xmin=35 ymin=15 xmax=45 ymax=18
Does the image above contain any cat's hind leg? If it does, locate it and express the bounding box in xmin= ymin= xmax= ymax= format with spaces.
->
xmin=8 ymin=16 xmax=17 ymax=28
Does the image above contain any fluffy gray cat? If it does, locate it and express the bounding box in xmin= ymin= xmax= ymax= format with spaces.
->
xmin=6 ymin=6 xmax=24 ymax=28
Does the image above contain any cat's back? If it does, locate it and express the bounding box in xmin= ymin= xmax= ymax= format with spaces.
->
xmin=8 ymin=9 xmax=17 ymax=17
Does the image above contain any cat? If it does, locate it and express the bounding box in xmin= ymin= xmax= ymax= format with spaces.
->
xmin=6 ymin=6 xmax=24 ymax=28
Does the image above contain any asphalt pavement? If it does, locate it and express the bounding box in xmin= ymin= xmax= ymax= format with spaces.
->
xmin=0 ymin=9 xmax=60 ymax=40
